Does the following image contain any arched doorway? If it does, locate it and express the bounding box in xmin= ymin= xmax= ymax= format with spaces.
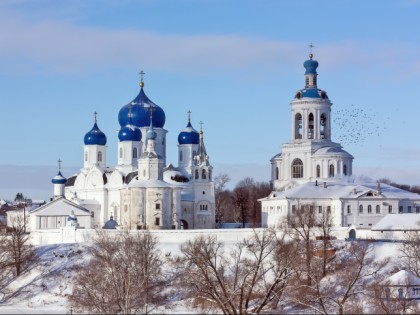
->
xmin=348 ymin=229 xmax=356 ymax=240
xmin=180 ymin=219 xmax=189 ymax=230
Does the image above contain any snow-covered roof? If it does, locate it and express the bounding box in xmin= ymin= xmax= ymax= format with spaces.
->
xmin=29 ymin=197 xmax=91 ymax=216
xmin=381 ymin=269 xmax=420 ymax=286
xmin=163 ymin=168 xmax=190 ymax=187
xmin=260 ymin=181 xmax=420 ymax=201
xmin=128 ymin=178 xmax=174 ymax=188
xmin=372 ymin=214 xmax=420 ymax=231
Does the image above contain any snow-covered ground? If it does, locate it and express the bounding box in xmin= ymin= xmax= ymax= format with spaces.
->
xmin=0 ymin=239 xmax=404 ymax=314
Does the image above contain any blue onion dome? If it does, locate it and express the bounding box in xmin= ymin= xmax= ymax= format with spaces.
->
xmin=118 ymin=83 xmax=166 ymax=128
xmin=118 ymin=124 xmax=142 ymax=142
xmin=178 ymin=121 xmax=200 ymax=145
xmin=84 ymin=121 xmax=107 ymax=145
xmin=303 ymin=53 xmax=319 ymax=74
xmin=51 ymin=170 xmax=67 ymax=184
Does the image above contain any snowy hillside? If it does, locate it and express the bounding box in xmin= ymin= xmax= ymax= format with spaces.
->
xmin=0 ymin=240 xmax=405 ymax=314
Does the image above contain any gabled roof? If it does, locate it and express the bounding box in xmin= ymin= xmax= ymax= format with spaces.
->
xmin=372 ymin=213 xmax=420 ymax=231
xmin=381 ymin=269 xmax=420 ymax=286
xmin=29 ymin=197 xmax=91 ymax=216
xmin=259 ymin=181 xmax=420 ymax=202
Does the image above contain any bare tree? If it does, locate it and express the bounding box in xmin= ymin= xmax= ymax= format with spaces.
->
xmin=285 ymin=203 xmax=317 ymax=286
xmin=175 ymin=229 xmax=297 ymax=314
xmin=233 ymin=178 xmax=271 ymax=228
xmin=399 ymin=230 xmax=420 ymax=277
xmin=234 ymin=185 xmax=250 ymax=228
xmin=70 ymin=230 xmax=169 ymax=314
xmin=2 ymin=214 xmax=34 ymax=277
xmin=214 ymin=173 xmax=231 ymax=225
xmin=291 ymin=241 xmax=387 ymax=315
xmin=316 ymin=208 xmax=334 ymax=277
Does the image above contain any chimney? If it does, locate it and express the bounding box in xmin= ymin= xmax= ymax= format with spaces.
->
xmin=323 ymin=182 xmax=327 ymax=188
xmin=353 ymin=188 xmax=357 ymax=195
xmin=315 ymin=180 xmax=318 ymax=186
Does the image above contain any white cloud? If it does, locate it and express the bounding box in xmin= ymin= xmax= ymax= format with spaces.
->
xmin=0 ymin=9 xmax=419 ymax=79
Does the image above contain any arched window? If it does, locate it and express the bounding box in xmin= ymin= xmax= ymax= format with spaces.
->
xmin=195 ymin=169 xmax=199 ymax=179
xmin=305 ymin=77 xmax=309 ymax=87
xmin=209 ymin=170 xmax=212 ymax=180
xmin=316 ymin=165 xmax=321 ymax=178
xmin=202 ymin=169 xmax=206 ymax=179
xmin=119 ymin=148 xmax=123 ymax=159
xmin=343 ymin=164 xmax=347 ymax=176
xmin=295 ymin=113 xmax=302 ymax=139
xmin=398 ymin=288 xmax=404 ymax=300
xmin=376 ymin=205 xmax=380 ymax=214
xmin=368 ymin=205 xmax=372 ymax=214
xmin=320 ymin=113 xmax=327 ymax=139
xmin=179 ymin=150 xmax=183 ymax=161
xmin=359 ymin=205 xmax=363 ymax=213
xmin=292 ymin=159 xmax=303 ymax=178
xmin=308 ymin=113 xmax=314 ymax=139
xmin=329 ymin=164 xmax=334 ymax=177
xmin=276 ymin=167 xmax=279 ymax=180
xmin=98 ymin=151 xmax=103 ymax=162
xmin=133 ymin=148 xmax=137 ymax=159
xmin=84 ymin=151 xmax=88 ymax=162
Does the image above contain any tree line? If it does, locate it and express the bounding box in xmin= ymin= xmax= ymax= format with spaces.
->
xmin=214 ymin=174 xmax=272 ymax=227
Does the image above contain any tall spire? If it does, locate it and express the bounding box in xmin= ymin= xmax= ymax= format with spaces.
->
xmin=196 ymin=121 xmax=209 ymax=166
xmin=146 ymin=106 xmax=157 ymax=141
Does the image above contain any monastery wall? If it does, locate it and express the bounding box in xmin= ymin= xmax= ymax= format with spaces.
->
xmin=29 ymin=227 xmax=260 ymax=246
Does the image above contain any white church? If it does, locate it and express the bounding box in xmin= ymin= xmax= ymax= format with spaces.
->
xmin=260 ymin=53 xmax=420 ymax=232
xmin=32 ymin=76 xmax=216 ymax=230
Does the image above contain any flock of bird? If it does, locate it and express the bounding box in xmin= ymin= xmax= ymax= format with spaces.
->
xmin=332 ymin=104 xmax=388 ymax=145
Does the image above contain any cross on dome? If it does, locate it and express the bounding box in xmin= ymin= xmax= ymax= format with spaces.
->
xmin=139 ymin=70 xmax=145 ymax=88
xmin=94 ymin=111 xmax=98 ymax=123
xmin=309 ymin=43 xmax=315 ymax=59
xmin=58 ymin=158 xmax=62 ymax=170
xmin=188 ymin=110 xmax=192 ymax=122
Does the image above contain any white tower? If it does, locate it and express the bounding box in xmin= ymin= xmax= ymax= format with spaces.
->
xmin=51 ymin=158 xmax=67 ymax=200
xmin=138 ymin=110 xmax=164 ymax=180
xmin=83 ymin=112 xmax=107 ymax=170
xmin=177 ymin=111 xmax=200 ymax=176
xmin=271 ymin=51 xmax=353 ymax=191
xmin=191 ymin=123 xmax=215 ymax=228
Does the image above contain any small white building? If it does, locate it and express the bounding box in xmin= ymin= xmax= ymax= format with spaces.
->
xmin=381 ymin=269 xmax=420 ymax=300
xmin=28 ymin=197 xmax=92 ymax=230
xmin=371 ymin=213 xmax=420 ymax=240
xmin=16 ymin=167 xmax=94 ymax=231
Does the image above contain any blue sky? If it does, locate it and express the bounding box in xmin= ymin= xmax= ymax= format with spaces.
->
xmin=1 ymin=0 xmax=420 ymax=201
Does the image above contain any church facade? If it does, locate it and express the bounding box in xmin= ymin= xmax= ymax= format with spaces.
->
xmin=64 ymin=78 xmax=215 ymax=230
xmin=260 ymin=54 xmax=420 ymax=231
